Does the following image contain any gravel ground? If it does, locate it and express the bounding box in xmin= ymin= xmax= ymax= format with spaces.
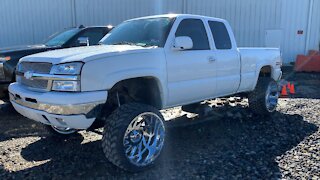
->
xmin=0 ymin=68 xmax=319 ymax=179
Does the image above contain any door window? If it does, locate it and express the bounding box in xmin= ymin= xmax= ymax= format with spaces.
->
xmin=208 ymin=21 xmax=232 ymax=49
xmin=175 ymin=19 xmax=210 ymax=50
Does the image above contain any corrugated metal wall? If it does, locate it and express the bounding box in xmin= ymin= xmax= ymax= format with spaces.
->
xmin=0 ymin=0 xmax=319 ymax=63
xmin=74 ymin=0 xmax=183 ymax=26
xmin=0 ymin=0 xmax=73 ymax=47
xmin=185 ymin=0 xmax=282 ymax=47
xmin=308 ymin=0 xmax=320 ymax=54
xmin=280 ymin=0 xmax=310 ymax=62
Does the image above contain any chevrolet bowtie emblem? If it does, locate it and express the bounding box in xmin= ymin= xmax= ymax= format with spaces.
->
xmin=24 ymin=71 xmax=33 ymax=80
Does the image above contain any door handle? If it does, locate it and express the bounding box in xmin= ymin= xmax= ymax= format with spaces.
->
xmin=208 ymin=57 xmax=216 ymax=63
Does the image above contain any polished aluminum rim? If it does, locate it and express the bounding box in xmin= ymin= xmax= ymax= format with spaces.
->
xmin=51 ymin=126 xmax=77 ymax=135
xmin=123 ymin=112 xmax=165 ymax=167
xmin=265 ymin=81 xmax=279 ymax=112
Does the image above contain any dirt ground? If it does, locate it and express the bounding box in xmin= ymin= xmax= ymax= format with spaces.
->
xmin=0 ymin=67 xmax=319 ymax=179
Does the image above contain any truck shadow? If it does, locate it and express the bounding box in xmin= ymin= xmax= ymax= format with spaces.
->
xmin=4 ymin=105 xmax=317 ymax=179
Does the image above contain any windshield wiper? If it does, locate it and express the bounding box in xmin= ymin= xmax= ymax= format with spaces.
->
xmin=111 ymin=41 xmax=138 ymax=46
xmin=109 ymin=41 xmax=158 ymax=48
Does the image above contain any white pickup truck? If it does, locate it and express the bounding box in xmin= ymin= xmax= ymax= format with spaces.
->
xmin=9 ymin=14 xmax=282 ymax=171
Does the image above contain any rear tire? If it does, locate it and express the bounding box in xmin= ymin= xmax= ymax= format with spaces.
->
xmin=102 ymin=103 xmax=165 ymax=172
xmin=248 ymin=77 xmax=279 ymax=115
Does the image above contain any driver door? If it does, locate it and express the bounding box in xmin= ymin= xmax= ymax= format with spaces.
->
xmin=165 ymin=18 xmax=217 ymax=107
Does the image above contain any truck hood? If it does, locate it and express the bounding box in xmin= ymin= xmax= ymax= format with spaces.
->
xmin=0 ymin=44 xmax=47 ymax=54
xmin=20 ymin=45 xmax=155 ymax=64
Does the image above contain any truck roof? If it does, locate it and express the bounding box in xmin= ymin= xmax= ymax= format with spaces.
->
xmin=127 ymin=14 xmax=226 ymax=22
xmin=78 ymin=25 xmax=114 ymax=29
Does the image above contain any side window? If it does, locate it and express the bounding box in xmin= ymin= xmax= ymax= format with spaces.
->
xmin=175 ymin=19 xmax=210 ymax=50
xmin=208 ymin=21 xmax=232 ymax=50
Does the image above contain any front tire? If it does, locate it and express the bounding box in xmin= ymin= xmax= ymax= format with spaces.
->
xmin=248 ymin=77 xmax=279 ymax=115
xmin=42 ymin=125 xmax=77 ymax=137
xmin=102 ymin=103 xmax=165 ymax=172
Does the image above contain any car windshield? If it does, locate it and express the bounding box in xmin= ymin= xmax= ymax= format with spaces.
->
xmin=100 ymin=17 xmax=175 ymax=47
xmin=45 ymin=28 xmax=80 ymax=47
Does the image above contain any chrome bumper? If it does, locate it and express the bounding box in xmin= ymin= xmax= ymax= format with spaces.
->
xmin=9 ymin=83 xmax=108 ymax=117
xmin=9 ymin=93 xmax=104 ymax=115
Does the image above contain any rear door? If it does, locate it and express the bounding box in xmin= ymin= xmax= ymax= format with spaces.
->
xmin=165 ymin=18 xmax=217 ymax=106
xmin=207 ymin=21 xmax=241 ymax=96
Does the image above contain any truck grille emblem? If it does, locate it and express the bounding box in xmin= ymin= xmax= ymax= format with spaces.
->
xmin=24 ymin=71 xmax=33 ymax=80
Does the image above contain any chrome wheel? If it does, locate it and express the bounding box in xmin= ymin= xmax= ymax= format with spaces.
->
xmin=51 ymin=126 xmax=77 ymax=135
xmin=123 ymin=112 xmax=165 ymax=167
xmin=265 ymin=81 xmax=279 ymax=112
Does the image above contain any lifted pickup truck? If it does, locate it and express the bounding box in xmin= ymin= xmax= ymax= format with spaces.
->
xmin=9 ymin=14 xmax=282 ymax=171
xmin=0 ymin=25 xmax=113 ymax=97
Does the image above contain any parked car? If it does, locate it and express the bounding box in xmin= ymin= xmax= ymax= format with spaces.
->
xmin=0 ymin=25 xmax=113 ymax=97
xmin=9 ymin=14 xmax=282 ymax=171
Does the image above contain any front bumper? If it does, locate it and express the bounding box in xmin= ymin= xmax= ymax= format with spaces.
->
xmin=9 ymin=83 xmax=108 ymax=129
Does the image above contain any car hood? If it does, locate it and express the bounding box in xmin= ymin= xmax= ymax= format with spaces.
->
xmin=20 ymin=45 xmax=157 ymax=64
xmin=0 ymin=44 xmax=47 ymax=54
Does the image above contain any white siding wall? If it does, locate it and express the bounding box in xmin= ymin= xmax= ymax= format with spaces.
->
xmin=74 ymin=0 xmax=183 ymax=26
xmin=308 ymin=0 xmax=320 ymax=53
xmin=280 ymin=0 xmax=310 ymax=62
xmin=0 ymin=0 xmax=73 ymax=47
xmin=0 ymin=0 xmax=319 ymax=63
xmin=185 ymin=0 xmax=282 ymax=48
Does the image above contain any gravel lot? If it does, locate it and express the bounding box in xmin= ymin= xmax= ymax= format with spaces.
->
xmin=0 ymin=67 xmax=319 ymax=179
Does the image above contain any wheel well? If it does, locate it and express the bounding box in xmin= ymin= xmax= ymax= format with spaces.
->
xmin=259 ymin=66 xmax=272 ymax=77
xmin=107 ymin=77 xmax=163 ymax=109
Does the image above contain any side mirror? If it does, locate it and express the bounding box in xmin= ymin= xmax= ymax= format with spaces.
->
xmin=78 ymin=37 xmax=89 ymax=46
xmin=173 ymin=36 xmax=193 ymax=50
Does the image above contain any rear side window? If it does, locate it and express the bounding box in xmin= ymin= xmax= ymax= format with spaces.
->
xmin=175 ymin=19 xmax=210 ymax=50
xmin=208 ymin=21 xmax=232 ymax=50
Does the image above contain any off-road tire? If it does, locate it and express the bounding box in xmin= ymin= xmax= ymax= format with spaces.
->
xmin=102 ymin=103 xmax=165 ymax=172
xmin=248 ymin=77 xmax=278 ymax=115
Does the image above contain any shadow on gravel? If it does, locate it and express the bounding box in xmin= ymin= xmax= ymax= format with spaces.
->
xmin=2 ymin=105 xmax=317 ymax=179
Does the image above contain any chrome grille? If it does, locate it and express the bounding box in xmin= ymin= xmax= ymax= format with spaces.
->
xmin=17 ymin=76 xmax=49 ymax=90
xmin=17 ymin=62 xmax=52 ymax=90
xmin=18 ymin=62 xmax=52 ymax=74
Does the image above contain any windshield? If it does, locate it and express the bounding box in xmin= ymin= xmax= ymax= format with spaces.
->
xmin=100 ymin=17 xmax=175 ymax=47
xmin=45 ymin=28 xmax=80 ymax=47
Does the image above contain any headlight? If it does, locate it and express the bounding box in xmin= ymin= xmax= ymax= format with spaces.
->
xmin=52 ymin=81 xmax=80 ymax=92
xmin=50 ymin=62 xmax=83 ymax=75
xmin=0 ymin=56 xmax=11 ymax=61
xmin=50 ymin=62 xmax=83 ymax=92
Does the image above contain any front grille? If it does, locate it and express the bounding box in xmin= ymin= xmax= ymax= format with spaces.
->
xmin=17 ymin=62 xmax=52 ymax=90
xmin=18 ymin=62 xmax=52 ymax=74
xmin=17 ymin=76 xmax=49 ymax=90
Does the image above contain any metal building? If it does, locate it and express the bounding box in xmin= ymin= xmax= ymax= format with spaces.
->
xmin=0 ymin=0 xmax=319 ymax=63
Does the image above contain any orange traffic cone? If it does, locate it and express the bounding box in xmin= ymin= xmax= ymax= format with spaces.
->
xmin=289 ymin=83 xmax=295 ymax=94
xmin=281 ymin=85 xmax=288 ymax=97
xmin=287 ymin=82 xmax=291 ymax=89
